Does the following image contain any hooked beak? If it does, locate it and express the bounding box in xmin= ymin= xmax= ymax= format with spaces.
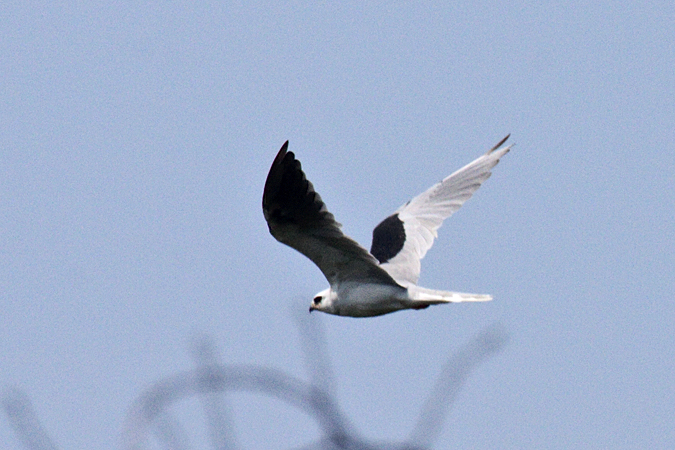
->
xmin=309 ymin=306 xmax=314 ymax=313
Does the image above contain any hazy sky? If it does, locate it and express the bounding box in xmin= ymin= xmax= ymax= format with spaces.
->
xmin=2 ymin=1 xmax=674 ymax=449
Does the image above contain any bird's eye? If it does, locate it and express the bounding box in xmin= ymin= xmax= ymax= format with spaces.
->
xmin=313 ymin=296 xmax=322 ymax=305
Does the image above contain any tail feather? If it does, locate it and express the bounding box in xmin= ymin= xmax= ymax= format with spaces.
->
xmin=408 ymin=285 xmax=492 ymax=305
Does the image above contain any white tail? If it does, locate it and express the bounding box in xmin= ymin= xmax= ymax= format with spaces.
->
xmin=408 ymin=285 xmax=492 ymax=305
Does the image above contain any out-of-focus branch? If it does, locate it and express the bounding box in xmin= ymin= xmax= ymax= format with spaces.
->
xmin=123 ymin=322 xmax=508 ymax=450
xmin=3 ymin=317 xmax=507 ymax=450
xmin=292 ymin=300 xmax=336 ymax=398
xmin=1 ymin=388 xmax=59 ymax=450
xmin=122 ymin=364 xmax=355 ymax=450
xmin=407 ymin=324 xmax=509 ymax=447
xmin=190 ymin=336 xmax=239 ymax=450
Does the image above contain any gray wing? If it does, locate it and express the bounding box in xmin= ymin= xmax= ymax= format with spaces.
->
xmin=263 ymin=142 xmax=400 ymax=287
xmin=370 ymin=136 xmax=512 ymax=285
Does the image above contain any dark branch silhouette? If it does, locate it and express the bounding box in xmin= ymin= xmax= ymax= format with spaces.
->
xmin=3 ymin=317 xmax=507 ymax=450
xmin=292 ymin=301 xmax=337 ymax=398
xmin=408 ymin=324 xmax=509 ymax=447
xmin=1 ymin=388 xmax=60 ymax=450
xmin=122 ymin=363 xmax=356 ymax=450
xmin=190 ymin=336 xmax=239 ymax=450
xmin=122 ymin=320 xmax=508 ymax=450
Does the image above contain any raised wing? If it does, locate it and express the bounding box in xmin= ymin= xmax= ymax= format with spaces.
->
xmin=263 ymin=141 xmax=400 ymax=287
xmin=371 ymin=135 xmax=512 ymax=285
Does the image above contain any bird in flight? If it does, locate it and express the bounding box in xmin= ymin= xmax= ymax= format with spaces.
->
xmin=262 ymin=137 xmax=512 ymax=317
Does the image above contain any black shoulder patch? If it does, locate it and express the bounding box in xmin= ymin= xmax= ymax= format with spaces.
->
xmin=370 ymin=213 xmax=406 ymax=264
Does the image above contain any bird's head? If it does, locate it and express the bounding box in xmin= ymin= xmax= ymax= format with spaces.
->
xmin=309 ymin=287 xmax=337 ymax=314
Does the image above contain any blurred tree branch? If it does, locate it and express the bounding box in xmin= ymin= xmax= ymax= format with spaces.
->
xmin=3 ymin=317 xmax=507 ymax=450
xmin=1 ymin=388 xmax=60 ymax=450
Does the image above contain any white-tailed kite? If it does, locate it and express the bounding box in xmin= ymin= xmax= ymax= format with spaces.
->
xmin=263 ymin=137 xmax=512 ymax=317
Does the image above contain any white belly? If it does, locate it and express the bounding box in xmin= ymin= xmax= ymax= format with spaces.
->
xmin=334 ymin=282 xmax=410 ymax=317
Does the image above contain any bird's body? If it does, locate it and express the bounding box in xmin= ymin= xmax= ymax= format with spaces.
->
xmin=313 ymin=283 xmax=492 ymax=318
xmin=313 ymin=283 xmax=409 ymax=318
xmin=262 ymin=137 xmax=511 ymax=317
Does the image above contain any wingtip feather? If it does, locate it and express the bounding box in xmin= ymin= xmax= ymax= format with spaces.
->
xmin=487 ymin=134 xmax=511 ymax=154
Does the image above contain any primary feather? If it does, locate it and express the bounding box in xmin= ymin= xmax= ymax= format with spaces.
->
xmin=262 ymin=142 xmax=400 ymax=287
xmin=374 ymin=135 xmax=511 ymax=284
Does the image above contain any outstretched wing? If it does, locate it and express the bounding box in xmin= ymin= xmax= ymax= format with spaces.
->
xmin=370 ymin=136 xmax=512 ymax=285
xmin=263 ymin=141 xmax=400 ymax=287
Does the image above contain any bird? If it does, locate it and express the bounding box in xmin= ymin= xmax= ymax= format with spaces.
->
xmin=262 ymin=136 xmax=512 ymax=317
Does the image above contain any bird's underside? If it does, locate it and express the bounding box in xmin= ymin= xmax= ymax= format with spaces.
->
xmin=262 ymin=136 xmax=511 ymax=317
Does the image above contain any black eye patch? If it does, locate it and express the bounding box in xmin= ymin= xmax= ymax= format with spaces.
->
xmin=313 ymin=296 xmax=322 ymax=305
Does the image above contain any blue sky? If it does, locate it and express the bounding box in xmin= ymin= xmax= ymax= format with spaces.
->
xmin=1 ymin=1 xmax=674 ymax=449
